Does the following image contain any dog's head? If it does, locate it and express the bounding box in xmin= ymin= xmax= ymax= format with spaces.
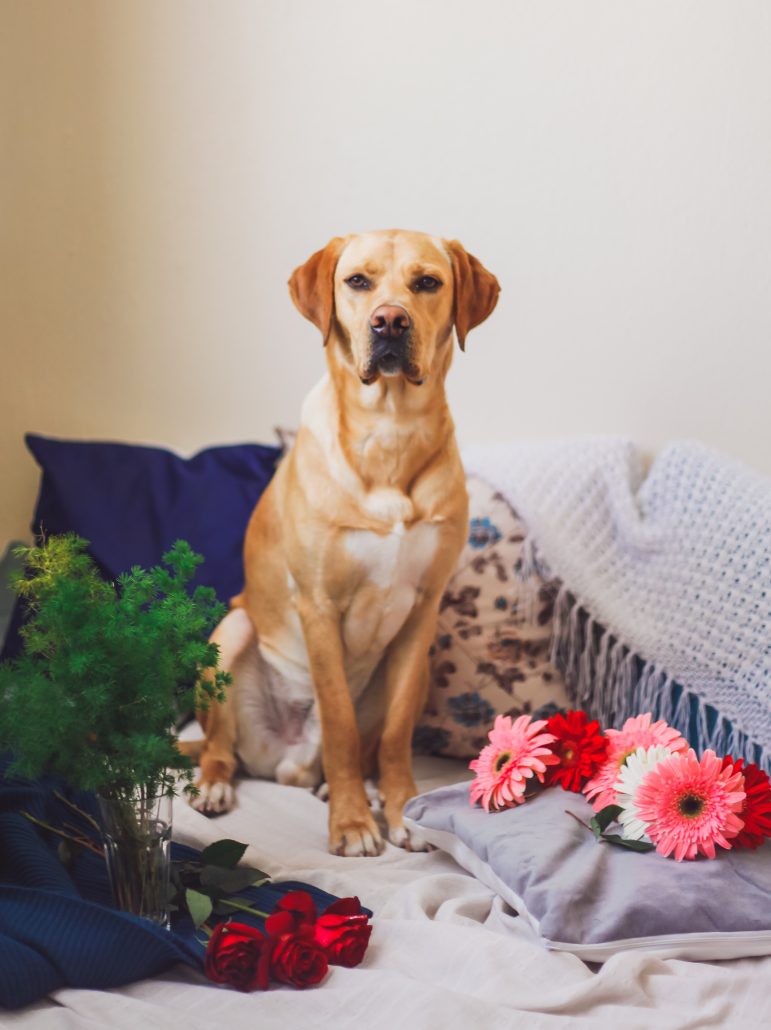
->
xmin=288 ymin=230 xmax=499 ymax=386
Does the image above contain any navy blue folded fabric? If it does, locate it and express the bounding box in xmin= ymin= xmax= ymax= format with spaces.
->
xmin=0 ymin=758 xmax=344 ymax=1010
xmin=2 ymin=434 xmax=281 ymax=661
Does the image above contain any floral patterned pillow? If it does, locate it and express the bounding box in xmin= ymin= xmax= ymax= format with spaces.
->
xmin=414 ymin=476 xmax=569 ymax=759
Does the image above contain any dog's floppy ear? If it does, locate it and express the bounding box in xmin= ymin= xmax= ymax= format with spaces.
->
xmin=288 ymin=237 xmax=346 ymax=345
xmin=446 ymin=240 xmax=500 ymax=351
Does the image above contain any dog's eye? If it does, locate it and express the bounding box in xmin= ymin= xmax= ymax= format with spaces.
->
xmin=414 ymin=275 xmax=442 ymax=292
xmin=345 ymin=274 xmax=371 ymax=290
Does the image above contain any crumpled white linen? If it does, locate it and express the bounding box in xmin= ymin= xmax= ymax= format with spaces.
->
xmin=7 ymin=757 xmax=771 ymax=1030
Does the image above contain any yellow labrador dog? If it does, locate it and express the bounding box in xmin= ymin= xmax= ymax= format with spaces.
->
xmin=190 ymin=229 xmax=499 ymax=856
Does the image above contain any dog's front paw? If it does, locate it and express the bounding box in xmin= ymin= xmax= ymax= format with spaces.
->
xmin=388 ymin=823 xmax=434 ymax=852
xmin=329 ymin=811 xmax=384 ymax=857
xmin=191 ymin=780 xmax=236 ymax=816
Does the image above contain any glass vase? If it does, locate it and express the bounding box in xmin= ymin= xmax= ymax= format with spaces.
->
xmin=98 ymin=788 xmax=172 ymax=928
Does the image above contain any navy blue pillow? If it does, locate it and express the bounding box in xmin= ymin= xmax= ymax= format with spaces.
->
xmin=1 ymin=434 xmax=281 ymax=660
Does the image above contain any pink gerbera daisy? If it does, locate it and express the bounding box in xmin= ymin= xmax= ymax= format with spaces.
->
xmin=469 ymin=714 xmax=558 ymax=812
xmin=583 ymin=712 xmax=688 ymax=812
xmin=635 ymin=749 xmax=746 ymax=861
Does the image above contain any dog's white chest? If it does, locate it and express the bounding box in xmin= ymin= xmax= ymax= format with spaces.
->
xmin=342 ymin=520 xmax=438 ymax=660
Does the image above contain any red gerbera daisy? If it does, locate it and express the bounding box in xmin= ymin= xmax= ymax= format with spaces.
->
xmin=543 ymin=710 xmax=608 ymax=792
xmin=721 ymin=755 xmax=771 ymax=849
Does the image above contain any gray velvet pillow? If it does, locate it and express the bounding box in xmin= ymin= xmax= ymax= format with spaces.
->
xmin=404 ymin=782 xmax=771 ymax=961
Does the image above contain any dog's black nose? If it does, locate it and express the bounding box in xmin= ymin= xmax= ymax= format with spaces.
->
xmin=369 ymin=305 xmax=411 ymax=338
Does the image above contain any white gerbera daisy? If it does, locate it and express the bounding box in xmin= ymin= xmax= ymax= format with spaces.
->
xmin=613 ymin=745 xmax=674 ymax=840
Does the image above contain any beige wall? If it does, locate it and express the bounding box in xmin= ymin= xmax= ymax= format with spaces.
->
xmin=2 ymin=1 xmax=770 ymax=545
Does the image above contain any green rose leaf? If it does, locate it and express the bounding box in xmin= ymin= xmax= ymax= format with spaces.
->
xmin=200 ymin=838 xmax=248 ymax=869
xmin=212 ymin=899 xmax=238 ymax=916
xmin=186 ymin=888 xmax=214 ymax=927
xmin=200 ymin=864 xmax=270 ymax=894
xmin=600 ymin=833 xmax=656 ymax=852
xmin=590 ymin=804 xmax=623 ymax=837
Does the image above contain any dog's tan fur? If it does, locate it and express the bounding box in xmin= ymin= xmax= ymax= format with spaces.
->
xmin=190 ymin=230 xmax=499 ymax=856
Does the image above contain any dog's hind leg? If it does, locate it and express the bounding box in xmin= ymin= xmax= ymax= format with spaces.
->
xmin=190 ymin=607 xmax=256 ymax=815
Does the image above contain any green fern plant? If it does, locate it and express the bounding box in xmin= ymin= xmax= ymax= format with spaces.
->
xmin=0 ymin=534 xmax=230 ymax=799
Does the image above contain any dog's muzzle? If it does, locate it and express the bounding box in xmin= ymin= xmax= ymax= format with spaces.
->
xmin=372 ymin=336 xmax=407 ymax=376
xmin=361 ymin=304 xmax=424 ymax=384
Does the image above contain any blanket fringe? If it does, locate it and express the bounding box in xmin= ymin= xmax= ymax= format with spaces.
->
xmin=513 ymin=533 xmax=553 ymax=625
xmin=550 ymin=585 xmax=769 ymax=773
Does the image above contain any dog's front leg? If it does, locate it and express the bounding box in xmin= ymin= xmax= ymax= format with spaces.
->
xmin=296 ymin=596 xmax=384 ymax=857
xmin=378 ymin=593 xmax=441 ymax=850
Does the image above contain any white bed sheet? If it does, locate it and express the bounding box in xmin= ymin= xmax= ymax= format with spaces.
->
xmin=5 ymin=756 xmax=771 ymax=1030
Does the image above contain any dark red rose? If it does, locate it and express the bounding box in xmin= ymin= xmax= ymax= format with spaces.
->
xmin=267 ymin=911 xmax=328 ymax=988
xmin=204 ymin=921 xmax=271 ymax=992
xmin=314 ymin=897 xmax=373 ymax=968
xmin=273 ymin=890 xmax=317 ymax=928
